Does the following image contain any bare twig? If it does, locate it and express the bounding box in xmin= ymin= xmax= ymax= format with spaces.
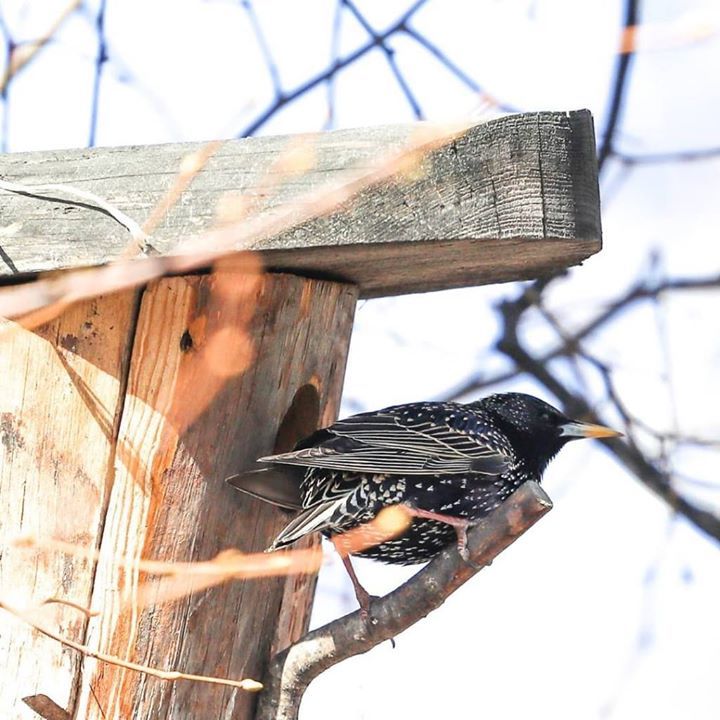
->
xmin=138 ymin=139 xmax=224 ymax=248
xmin=0 ymin=597 xmax=263 ymax=692
xmin=12 ymin=507 xmax=408 ymax=612
xmin=255 ymin=481 xmax=552 ymax=720
xmin=40 ymin=597 xmax=98 ymax=618
xmin=494 ymin=284 xmax=720 ymax=543
xmin=613 ymin=146 xmax=720 ymax=164
xmin=13 ymin=535 xmax=320 ymax=580
xmin=0 ymin=0 xmax=81 ymax=94
xmin=0 ymin=122 xmax=467 ymax=324
xmin=598 ymin=0 xmax=640 ymax=170
xmin=0 ymin=179 xmax=151 ymax=253
xmin=237 ymin=0 xmax=429 ymax=137
xmin=444 ymin=272 xmax=720 ymax=402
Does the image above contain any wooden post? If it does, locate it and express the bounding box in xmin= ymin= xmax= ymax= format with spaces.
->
xmin=73 ymin=272 xmax=357 ymax=719
xmin=0 ymin=292 xmax=138 ymax=715
xmin=0 ymin=110 xmax=603 ymax=719
xmin=1 ymin=272 xmax=356 ymax=719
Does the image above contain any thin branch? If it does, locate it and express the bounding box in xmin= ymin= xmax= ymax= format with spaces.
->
xmin=88 ymin=0 xmax=108 ymax=147
xmin=237 ymin=0 xmax=428 ymax=137
xmin=242 ymin=0 xmax=283 ymax=97
xmin=401 ymin=26 xmax=519 ymax=114
xmin=0 ymin=596 xmax=263 ymax=692
xmin=13 ymin=507 xmax=406 ymax=611
xmin=324 ymin=0 xmax=344 ymax=129
xmin=598 ymin=0 xmax=640 ymax=171
xmin=443 ymin=272 xmax=720 ymax=402
xmin=138 ymin=139 xmax=224 ymax=246
xmin=343 ymin=1 xmax=423 ymax=119
xmin=41 ymin=597 xmax=99 ymax=618
xmin=255 ymin=481 xmax=552 ymax=720
xmin=0 ymin=121 xmax=467 ymax=323
xmin=13 ymin=535 xmax=321 ymax=580
xmin=495 ymin=288 xmax=720 ymax=543
xmin=0 ymin=178 xmax=151 ymax=253
xmin=613 ymin=146 xmax=720 ymax=165
xmin=0 ymin=0 xmax=81 ymax=94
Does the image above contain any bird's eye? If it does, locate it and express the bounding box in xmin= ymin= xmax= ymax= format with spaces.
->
xmin=539 ymin=411 xmax=553 ymax=423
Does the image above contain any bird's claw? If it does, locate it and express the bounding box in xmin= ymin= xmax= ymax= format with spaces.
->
xmin=458 ymin=544 xmax=484 ymax=571
xmin=358 ymin=594 xmax=380 ymax=626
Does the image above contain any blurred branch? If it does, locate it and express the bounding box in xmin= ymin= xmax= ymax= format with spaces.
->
xmin=613 ymin=146 xmax=720 ymax=165
xmin=444 ymin=272 xmax=720 ymax=401
xmin=494 ymin=279 xmax=720 ymax=544
xmin=598 ymin=0 xmax=640 ymax=171
xmin=343 ymin=1 xmax=424 ymax=119
xmin=0 ymin=122 xmax=466 ymax=324
xmin=255 ymin=482 xmax=552 ymax=720
xmin=401 ymin=26 xmax=518 ymax=115
xmin=324 ymin=0 xmax=344 ymax=129
xmin=242 ymin=0 xmax=282 ymax=97
xmin=88 ymin=0 xmax=108 ymax=147
xmin=0 ymin=0 xmax=81 ymax=94
xmin=238 ymin=0 xmax=428 ymax=137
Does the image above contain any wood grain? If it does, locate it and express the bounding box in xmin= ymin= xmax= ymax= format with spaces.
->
xmin=73 ymin=272 xmax=357 ymax=720
xmin=0 ymin=293 xmax=137 ymax=718
xmin=0 ymin=111 xmax=601 ymax=297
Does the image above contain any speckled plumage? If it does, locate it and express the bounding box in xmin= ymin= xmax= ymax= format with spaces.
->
xmin=230 ymin=393 xmax=619 ymax=565
xmin=226 ymin=393 xmax=617 ymax=564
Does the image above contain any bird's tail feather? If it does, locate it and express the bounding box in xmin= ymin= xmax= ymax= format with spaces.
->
xmin=225 ymin=466 xmax=303 ymax=510
xmin=269 ymin=497 xmax=345 ymax=549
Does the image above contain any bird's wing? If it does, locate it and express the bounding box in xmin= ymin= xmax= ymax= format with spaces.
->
xmin=260 ymin=403 xmax=510 ymax=476
xmin=269 ymin=496 xmax=347 ymax=549
xmin=268 ymin=468 xmax=364 ymax=546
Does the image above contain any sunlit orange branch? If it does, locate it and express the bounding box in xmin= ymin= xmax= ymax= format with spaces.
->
xmin=12 ymin=535 xmax=321 ymax=579
xmin=13 ymin=506 xmax=412 ymax=612
xmin=0 ymin=122 xmax=467 ymax=326
xmin=619 ymin=11 xmax=719 ymax=54
xmin=137 ymin=139 xmax=225 ymax=252
xmin=330 ymin=505 xmax=411 ymax=556
xmin=41 ymin=597 xmax=99 ymax=619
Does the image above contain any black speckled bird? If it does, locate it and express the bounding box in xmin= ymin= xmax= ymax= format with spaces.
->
xmin=227 ymin=393 xmax=620 ymax=607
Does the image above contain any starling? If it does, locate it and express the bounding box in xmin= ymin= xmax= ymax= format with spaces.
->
xmin=227 ymin=393 xmax=620 ymax=608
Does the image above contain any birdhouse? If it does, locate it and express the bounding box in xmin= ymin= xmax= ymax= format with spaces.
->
xmin=0 ymin=110 xmax=601 ymax=720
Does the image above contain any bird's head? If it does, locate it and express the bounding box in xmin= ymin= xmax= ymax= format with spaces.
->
xmin=479 ymin=393 xmax=622 ymax=475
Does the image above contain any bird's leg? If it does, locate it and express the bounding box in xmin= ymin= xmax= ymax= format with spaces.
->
xmin=341 ymin=554 xmax=374 ymax=619
xmin=403 ymin=507 xmax=483 ymax=569
xmin=332 ymin=537 xmax=377 ymax=622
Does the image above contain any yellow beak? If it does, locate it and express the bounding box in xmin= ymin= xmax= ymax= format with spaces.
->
xmin=559 ymin=420 xmax=623 ymax=439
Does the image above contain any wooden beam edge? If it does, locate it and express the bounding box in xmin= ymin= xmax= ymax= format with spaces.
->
xmin=261 ymin=235 xmax=600 ymax=298
xmin=0 ymin=110 xmax=602 ymax=300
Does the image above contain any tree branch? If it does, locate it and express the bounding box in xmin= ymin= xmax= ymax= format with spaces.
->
xmin=441 ymin=271 xmax=720 ymax=402
xmin=496 ymin=291 xmax=720 ymax=544
xmin=255 ymin=481 xmax=553 ymax=720
xmin=598 ymin=0 xmax=640 ymax=171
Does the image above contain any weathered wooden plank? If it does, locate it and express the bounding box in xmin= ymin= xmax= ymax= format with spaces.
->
xmin=0 ymin=293 xmax=138 ymax=717
xmin=0 ymin=111 xmax=601 ymax=297
xmin=74 ymin=272 xmax=357 ymax=720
